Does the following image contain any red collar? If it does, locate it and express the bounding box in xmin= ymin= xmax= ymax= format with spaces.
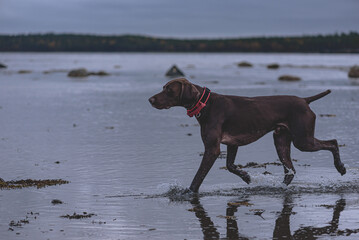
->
xmin=187 ymin=87 xmax=211 ymax=118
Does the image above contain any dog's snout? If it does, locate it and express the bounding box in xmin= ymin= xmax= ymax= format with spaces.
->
xmin=149 ymin=97 xmax=156 ymax=104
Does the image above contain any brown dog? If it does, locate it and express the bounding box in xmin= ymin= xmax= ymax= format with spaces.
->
xmin=149 ymin=78 xmax=346 ymax=192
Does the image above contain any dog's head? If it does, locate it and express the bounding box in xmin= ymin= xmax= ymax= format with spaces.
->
xmin=149 ymin=78 xmax=200 ymax=109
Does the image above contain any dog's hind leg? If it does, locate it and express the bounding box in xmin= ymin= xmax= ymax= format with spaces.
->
xmin=273 ymin=126 xmax=296 ymax=185
xmin=293 ymin=137 xmax=346 ymax=176
xmin=290 ymin=110 xmax=346 ymax=176
xmin=226 ymin=145 xmax=251 ymax=184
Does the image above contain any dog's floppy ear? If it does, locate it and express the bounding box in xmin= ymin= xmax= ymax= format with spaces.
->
xmin=180 ymin=79 xmax=200 ymax=107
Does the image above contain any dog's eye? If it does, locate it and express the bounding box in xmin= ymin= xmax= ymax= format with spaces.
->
xmin=167 ymin=88 xmax=174 ymax=96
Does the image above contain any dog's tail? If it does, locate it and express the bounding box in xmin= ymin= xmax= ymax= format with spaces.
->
xmin=304 ymin=90 xmax=331 ymax=104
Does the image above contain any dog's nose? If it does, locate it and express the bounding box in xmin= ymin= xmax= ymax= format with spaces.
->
xmin=148 ymin=97 xmax=156 ymax=104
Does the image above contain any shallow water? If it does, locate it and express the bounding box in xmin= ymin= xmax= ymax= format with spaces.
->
xmin=0 ymin=53 xmax=359 ymax=239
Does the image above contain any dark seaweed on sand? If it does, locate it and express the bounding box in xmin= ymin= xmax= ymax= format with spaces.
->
xmin=61 ymin=212 xmax=96 ymax=219
xmin=0 ymin=179 xmax=69 ymax=190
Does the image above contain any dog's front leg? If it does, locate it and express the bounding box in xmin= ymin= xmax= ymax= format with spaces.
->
xmin=189 ymin=145 xmax=220 ymax=192
xmin=226 ymin=145 xmax=251 ymax=184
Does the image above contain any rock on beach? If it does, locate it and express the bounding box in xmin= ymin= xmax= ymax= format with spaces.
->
xmin=348 ymin=66 xmax=359 ymax=78
xmin=68 ymin=68 xmax=110 ymax=77
xmin=237 ymin=61 xmax=253 ymax=67
xmin=165 ymin=65 xmax=185 ymax=77
xmin=278 ymin=75 xmax=301 ymax=81
xmin=267 ymin=63 xmax=280 ymax=69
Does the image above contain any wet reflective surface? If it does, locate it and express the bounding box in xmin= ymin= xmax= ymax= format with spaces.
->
xmin=0 ymin=53 xmax=359 ymax=239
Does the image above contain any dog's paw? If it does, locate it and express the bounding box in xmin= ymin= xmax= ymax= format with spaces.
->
xmin=335 ymin=163 xmax=346 ymax=176
xmin=240 ymin=171 xmax=251 ymax=184
xmin=283 ymin=174 xmax=294 ymax=186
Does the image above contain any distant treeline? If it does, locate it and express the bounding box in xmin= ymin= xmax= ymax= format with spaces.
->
xmin=0 ymin=32 xmax=359 ymax=53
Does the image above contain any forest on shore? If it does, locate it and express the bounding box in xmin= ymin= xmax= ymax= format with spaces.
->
xmin=0 ymin=32 xmax=358 ymax=53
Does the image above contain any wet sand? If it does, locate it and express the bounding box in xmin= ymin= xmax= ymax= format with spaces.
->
xmin=0 ymin=53 xmax=359 ymax=239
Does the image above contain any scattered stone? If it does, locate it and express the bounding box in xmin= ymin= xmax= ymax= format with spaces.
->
xmin=91 ymin=71 xmax=109 ymax=76
xmin=0 ymin=63 xmax=7 ymax=68
xmin=61 ymin=212 xmax=95 ymax=219
xmin=165 ymin=65 xmax=185 ymax=77
xmin=237 ymin=61 xmax=253 ymax=67
xmin=51 ymin=199 xmax=63 ymax=205
xmin=187 ymin=133 xmax=192 ymax=136
xmin=262 ymin=171 xmax=272 ymax=175
xmin=0 ymin=179 xmax=69 ymax=190
xmin=68 ymin=68 xmax=89 ymax=77
xmin=348 ymin=65 xmax=359 ymax=78
xmin=339 ymin=144 xmax=346 ymax=147
xmin=278 ymin=75 xmax=301 ymax=81
xmin=105 ymin=126 xmax=115 ymax=130
xmin=319 ymin=114 xmax=336 ymax=117
xmin=18 ymin=70 xmax=32 ymax=74
xmin=148 ymin=228 xmax=156 ymax=231
xmin=267 ymin=63 xmax=280 ymax=69
xmin=54 ymin=161 xmax=60 ymax=164
xmin=180 ymin=124 xmax=189 ymax=127
xmin=73 ymin=123 xmax=77 ymax=127
xmin=43 ymin=69 xmax=67 ymax=74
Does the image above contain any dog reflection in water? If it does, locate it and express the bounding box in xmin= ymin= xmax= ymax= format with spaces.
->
xmin=189 ymin=196 xmax=358 ymax=239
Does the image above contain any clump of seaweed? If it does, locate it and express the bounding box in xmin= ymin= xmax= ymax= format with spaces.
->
xmin=220 ymin=161 xmax=282 ymax=170
xmin=0 ymin=179 xmax=69 ymax=190
xmin=61 ymin=212 xmax=96 ymax=219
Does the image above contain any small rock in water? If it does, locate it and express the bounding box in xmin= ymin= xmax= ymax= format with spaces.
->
xmin=90 ymin=71 xmax=109 ymax=76
xmin=18 ymin=70 xmax=32 ymax=74
xmin=237 ymin=61 xmax=253 ymax=67
xmin=0 ymin=63 xmax=7 ymax=68
xmin=51 ymin=199 xmax=63 ymax=205
xmin=348 ymin=65 xmax=359 ymax=78
xmin=278 ymin=75 xmax=301 ymax=81
xmin=68 ymin=68 xmax=89 ymax=77
xmin=267 ymin=63 xmax=280 ymax=69
xmin=165 ymin=65 xmax=185 ymax=77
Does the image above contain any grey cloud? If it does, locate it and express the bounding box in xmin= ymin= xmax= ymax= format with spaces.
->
xmin=0 ymin=0 xmax=358 ymax=37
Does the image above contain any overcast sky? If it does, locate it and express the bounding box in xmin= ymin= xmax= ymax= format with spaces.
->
xmin=0 ymin=0 xmax=358 ymax=38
